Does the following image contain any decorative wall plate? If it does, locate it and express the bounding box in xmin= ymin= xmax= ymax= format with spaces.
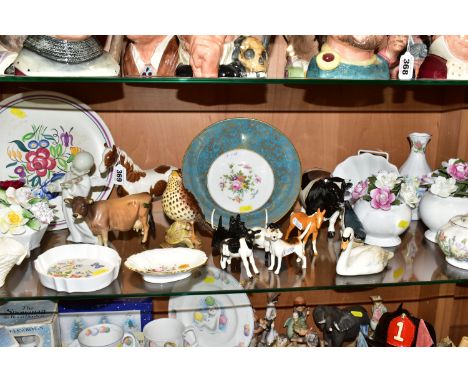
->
xmin=34 ymin=244 xmax=121 ymax=293
xmin=124 ymin=247 xmax=208 ymax=284
xmin=0 ymin=91 xmax=114 ymax=230
xmin=183 ymin=118 xmax=301 ymax=227
xmin=168 ymin=266 xmax=254 ymax=347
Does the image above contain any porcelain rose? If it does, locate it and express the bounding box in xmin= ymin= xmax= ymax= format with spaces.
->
xmin=370 ymin=187 xmax=395 ymax=210
xmin=400 ymin=182 xmax=420 ymax=208
xmin=447 ymin=159 xmax=468 ymax=181
xmin=375 ymin=171 xmax=400 ymax=189
xmin=5 ymin=186 xmax=34 ymax=209
xmin=430 ymin=176 xmax=457 ymax=198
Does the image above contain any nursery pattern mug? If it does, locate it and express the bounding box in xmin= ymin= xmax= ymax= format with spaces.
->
xmin=143 ymin=318 xmax=198 ymax=347
xmin=77 ymin=323 xmax=136 ymax=347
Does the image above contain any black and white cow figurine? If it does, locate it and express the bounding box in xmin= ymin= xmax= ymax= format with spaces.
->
xmin=300 ymin=170 xmax=366 ymax=241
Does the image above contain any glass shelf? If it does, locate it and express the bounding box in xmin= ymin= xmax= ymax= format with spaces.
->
xmin=1 ymin=75 xmax=468 ymax=86
xmin=2 ymin=220 xmax=467 ymax=302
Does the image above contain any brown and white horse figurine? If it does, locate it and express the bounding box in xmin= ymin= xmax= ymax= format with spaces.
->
xmin=99 ymin=144 xmax=176 ymax=198
xmin=284 ymin=209 xmax=326 ymax=256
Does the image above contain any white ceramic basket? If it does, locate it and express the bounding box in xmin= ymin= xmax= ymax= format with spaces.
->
xmin=0 ymin=224 xmax=48 ymax=257
xmin=34 ymin=244 xmax=121 ymax=292
xmin=125 ymin=247 xmax=208 ymax=284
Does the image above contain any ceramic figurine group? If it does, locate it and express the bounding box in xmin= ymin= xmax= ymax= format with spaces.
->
xmin=2 ymin=35 xmax=466 ymax=80
xmin=251 ymin=295 xmax=319 ymax=347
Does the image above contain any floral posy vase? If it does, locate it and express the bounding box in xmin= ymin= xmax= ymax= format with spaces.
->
xmin=399 ymin=133 xmax=432 ymax=220
xmin=437 ymin=215 xmax=468 ymax=270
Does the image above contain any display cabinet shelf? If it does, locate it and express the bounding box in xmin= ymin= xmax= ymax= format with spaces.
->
xmin=1 ymin=76 xmax=468 ymax=86
xmin=2 ymin=218 xmax=467 ymax=303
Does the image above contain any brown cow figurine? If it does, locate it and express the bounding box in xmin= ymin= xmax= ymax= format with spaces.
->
xmin=65 ymin=193 xmax=154 ymax=247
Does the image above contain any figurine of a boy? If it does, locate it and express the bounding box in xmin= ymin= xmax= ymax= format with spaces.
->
xmin=47 ymin=151 xmax=99 ymax=244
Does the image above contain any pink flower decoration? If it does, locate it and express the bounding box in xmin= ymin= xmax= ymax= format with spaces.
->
xmin=447 ymin=161 xmax=468 ymax=181
xmin=370 ymin=187 xmax=395 ymax=211
xmin=352 ymin=179 xmax=368 ymax=200
xmin=232 ymin=180 xmax=242 ymax=191
xmin=25 ymin=147 xmax=56 ymax=177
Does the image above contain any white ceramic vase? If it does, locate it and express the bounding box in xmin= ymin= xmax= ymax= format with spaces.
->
xmin=399 ymin=132 xmax=432 ymax=221
xmin=436 ymin=214 xmax=468 ymax=270
xmin=419 ymin=191 xmax=468 ymax=243
xmin=0 ymin=237 xmax=28 ymax=287
xmin=353 ymin=199 xmax=412 ymax=247
xmin=0 ymin=224 xmax=48 ymax=257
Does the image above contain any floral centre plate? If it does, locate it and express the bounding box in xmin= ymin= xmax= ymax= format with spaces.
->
xmin=207 ymin=149 xmax=274 ymax=214
xmin=0 ymin=91 xmax=115 ymax=230
xmin=168 ymin=266 xmax=254 ymax=347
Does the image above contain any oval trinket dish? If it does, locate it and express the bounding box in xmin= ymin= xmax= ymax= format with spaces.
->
xmin=34 ymin=244 xmax=121 ymax=292
xmin=125 ymin=247 xmax=208 ymax=284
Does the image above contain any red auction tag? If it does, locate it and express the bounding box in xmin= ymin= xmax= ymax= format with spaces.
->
xmin=387 ymin=314 xmax=416 ymax=347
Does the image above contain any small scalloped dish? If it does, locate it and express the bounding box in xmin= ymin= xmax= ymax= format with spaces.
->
xmin=125 ymin=248 xmax=208 ymax=284
xmin=34 ymin=244 xmax=121 ymax=293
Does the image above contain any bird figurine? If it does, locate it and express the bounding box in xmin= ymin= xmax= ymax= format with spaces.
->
xmin=336 ymin=227 xmax=394 ymax=276
xmin=162 ymin=170 xmax=210 ymax=248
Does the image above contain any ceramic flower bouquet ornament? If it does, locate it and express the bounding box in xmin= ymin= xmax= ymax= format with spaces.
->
xmin=419 ymin=158 xmax=468 ymax=242
xmin=0 ymin=181 xmax=55 ymax=254
xmin=352 ymin=171 xmax=417 ymax=246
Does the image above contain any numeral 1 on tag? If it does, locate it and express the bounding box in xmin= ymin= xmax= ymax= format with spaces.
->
xmin=398 ymin=52 xmax=414 ymax=80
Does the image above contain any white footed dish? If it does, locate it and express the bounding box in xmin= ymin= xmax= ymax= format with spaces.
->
xmin=125 ymin=247 xmax=208 ymax=284
xmin=332 ymin=152 xmax=399 ymax=189
xmin=34 ymin=244 xmax=121 ymax=292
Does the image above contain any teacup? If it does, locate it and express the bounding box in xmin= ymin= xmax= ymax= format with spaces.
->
xmin=143 ymin=318 xmax=198 ymax=347
xmin=78 ymin=323 xmax=136 ymax=347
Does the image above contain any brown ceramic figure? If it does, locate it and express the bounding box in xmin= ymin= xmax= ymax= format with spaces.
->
xmin=378 ymin=35 xmax=408 ymax=79
xmin=177 ymin=35 xmax=236 ymax=77
xmin=418 ymin=35 xmax=468 ymax=80
xmin=307 ymin=35 xmax=389 ymax=79
xmin=123 ymin=35 xmax=179 ymax=77
xmin=65 ymin=192 xmax=153 ymax=247
xmin=14 ymin=35 xmax=120 ymax=76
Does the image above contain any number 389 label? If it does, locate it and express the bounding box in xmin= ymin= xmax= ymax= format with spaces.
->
xmin=398 ymin=52 xmax=414 ymax=80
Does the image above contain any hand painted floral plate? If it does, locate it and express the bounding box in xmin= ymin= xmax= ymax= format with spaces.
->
xmin=168 ymin=266 xmax=254 ymax=347
xmin=0 ymin=91 xmax=114 ymax=230
xmin=182 ymin=118 xmax=301 ymax=227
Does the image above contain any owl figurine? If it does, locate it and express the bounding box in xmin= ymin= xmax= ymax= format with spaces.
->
xmin=161 ymin=170 xmax=208 ymax=248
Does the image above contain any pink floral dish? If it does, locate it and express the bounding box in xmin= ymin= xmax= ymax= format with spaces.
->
xmin=125 ymin=247 xmax=208 ymax=284
xmin=34 ymin=244 xmax=121 ymax=292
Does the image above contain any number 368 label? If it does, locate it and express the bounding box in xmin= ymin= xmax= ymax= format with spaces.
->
xmin=398 ymin=52 xmax=414 ymax=80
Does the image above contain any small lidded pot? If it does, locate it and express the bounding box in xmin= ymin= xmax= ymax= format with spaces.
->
xmin=437 ymin=214 xmax=468 ymax=270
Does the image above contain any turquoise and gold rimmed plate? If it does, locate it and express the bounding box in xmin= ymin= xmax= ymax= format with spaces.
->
xmin=182 ymin=118 xmax=301 ymax=227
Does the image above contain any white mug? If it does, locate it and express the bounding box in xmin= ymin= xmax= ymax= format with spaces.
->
xmin=143 ymin=318 xmax=198 ymax=347
xmin=78 ymin=323 xmax=136 ymax=347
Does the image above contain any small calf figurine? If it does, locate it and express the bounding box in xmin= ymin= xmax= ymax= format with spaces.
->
xmin=266 ymin=223 xmax=311 ymax=275
xmin=65 ymin=193 xmax=153 ymax=246
xmin=284 ymin=209 xmax=326 ymax=256
xmin=220 ymin=229 xmax=260 ymax=278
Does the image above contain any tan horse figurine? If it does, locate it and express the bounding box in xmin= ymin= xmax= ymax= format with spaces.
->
xmin=284 ymin=209 xmax=327 ymax=256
